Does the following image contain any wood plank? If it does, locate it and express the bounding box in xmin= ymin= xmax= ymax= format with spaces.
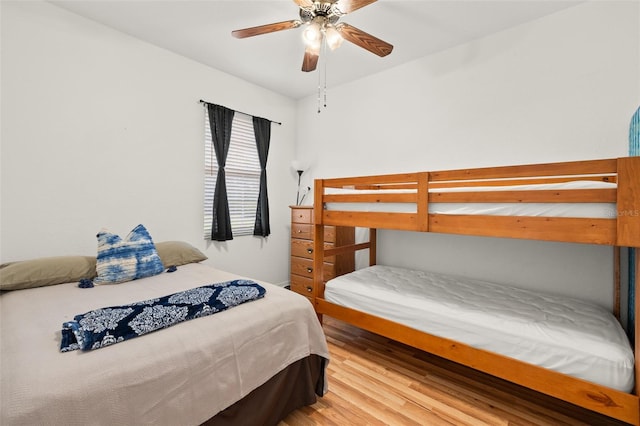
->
xmin=323 ymin=172 xmax=419 ymax=188
xmin=635 ymin=248 xmax=640 ymax=397
xmin=323 ymin=192 xmax=416 ymax=203
xmin=429 ymin=188 xmax=616 ymax=203
xmin=314 ymin=179 xmax=325 ymax=225
xmin=323 ymin=242 xmax=371 ymax=257
xmin=617 ymin=156 xmax=640 ymax=247
xmin=369 ymin=228 xmax=377 ymax=266
xmin=329 ymin=183 xmax=419 ymax=190
xmin=323 ymin=210 xmax=418 ymax=231
xmin=429 ymin=214 xmax=617 ymax=245
xmin=429 ymin=158 xmax=617 ymax=181
xmin=614 ymin=247 xmax=620 ymax=320
xmin=335 ymin=356 xmax=503 ymax=426
xmin=312 ymin=223 xmax=325 ymax=302
xmin=430 ymin=175 xmax=617 ymax=189
xmin=417 ymin=172 xmax=429 ymax=232
xmin=313 ymin=301 xmax=639 ymax=425
xmin=323 ymin=187 xmax=615 ymax=203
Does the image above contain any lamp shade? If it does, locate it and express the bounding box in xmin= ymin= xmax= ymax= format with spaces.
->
xmin=291 ymin=159 xmax=308 ymax=172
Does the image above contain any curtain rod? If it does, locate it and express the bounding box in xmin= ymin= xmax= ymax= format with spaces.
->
xmin=199 ymin=99 xmax=282 ymax=126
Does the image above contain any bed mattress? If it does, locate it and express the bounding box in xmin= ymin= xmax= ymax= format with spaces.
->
xmin=324 ymin=264 xmax=634 ymax=392
xmin=325 ymin=180 xmax=617 ymax=218
xmin=1 ymin=263 xmax=329 ymax=425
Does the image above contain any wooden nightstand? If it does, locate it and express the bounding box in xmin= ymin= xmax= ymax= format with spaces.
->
xmin=290 ymin=206 xmax=355 ymax=303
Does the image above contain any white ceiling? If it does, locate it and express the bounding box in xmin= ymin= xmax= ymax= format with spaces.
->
xmin=48 ymin=0 xmax=582 ymax=99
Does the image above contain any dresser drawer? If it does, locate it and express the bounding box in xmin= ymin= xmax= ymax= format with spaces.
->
xmin=291 ymin=239 xmax=336 ymax=261
xmin=291 ymin=224 xmax=336 ymax=243
xmin=291 ymin=208 xmax=312 ymax=224
xmin=291 ymin=256 xmax=336 ymax=280
xmin=292 ymin=223 xmax=312 ymax=240
xmin=291 ymin=238 xmax=315 ymax=258
xmin=290 ymin=274 xmax=314 ymax=296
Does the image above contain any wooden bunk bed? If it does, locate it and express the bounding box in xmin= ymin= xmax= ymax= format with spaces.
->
xmin=311 ymin=156 xmax=640 ymax=425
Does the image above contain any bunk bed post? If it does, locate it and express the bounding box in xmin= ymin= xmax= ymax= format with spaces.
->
xmin=635 ymin=248 xmax=640 ymax=399
xmin=614 ymin=247 xmax=621 ymax=321
xmin=313 ymin=179 xmax=326 ymax=323
xmin=616 ymin=157 xmax=640 ymax=402
xmin=616 ymin=157 xmax=640 ymax=247
xmin=369 ymin=228 xmax=377 ymax=266
xmin=417 ymin=172 xmax=429 ymax=231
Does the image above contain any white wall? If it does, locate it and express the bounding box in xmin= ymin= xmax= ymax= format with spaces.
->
xmin=295 ymin=1 xmax=640 ymax=309
xmin=2 ymin=1 xmax=639 ymax=306
xmin=0 ymin=1 xmax=297 ymax=285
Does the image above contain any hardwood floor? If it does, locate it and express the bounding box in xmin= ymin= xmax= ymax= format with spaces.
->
xmin=279 ymin=316 xmax=629 ymax=426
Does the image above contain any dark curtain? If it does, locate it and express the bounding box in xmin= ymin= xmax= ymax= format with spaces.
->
xmin=253 ymin=116 xmax=271 ymax=237
xmin=208 ymin=104 xmax=235 ymax=241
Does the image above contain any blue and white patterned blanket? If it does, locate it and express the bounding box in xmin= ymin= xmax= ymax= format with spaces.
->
xmin=60 ymin=279 xmax=265 ymax=352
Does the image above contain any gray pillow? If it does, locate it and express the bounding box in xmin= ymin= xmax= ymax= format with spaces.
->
xmin=155 ymin=241 xmax=208 ymax=267
xmin=0 ymin=256 xmax=97 ymax=291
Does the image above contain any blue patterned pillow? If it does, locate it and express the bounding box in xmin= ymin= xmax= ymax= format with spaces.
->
xmin=94 ymin=224 xmax=164 ymax=284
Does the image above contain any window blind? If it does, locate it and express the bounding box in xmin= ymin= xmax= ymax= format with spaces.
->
xmin=204 ymin=110 xmax=261 ymax=238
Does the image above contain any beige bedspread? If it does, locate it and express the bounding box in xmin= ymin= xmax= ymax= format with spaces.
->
xmin=0 ymin=263 xmax=329 ymax=425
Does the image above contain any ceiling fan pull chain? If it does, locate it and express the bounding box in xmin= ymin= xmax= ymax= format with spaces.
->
xmin=317 ymin=66 xmax=321 ymax=113
xmin=323 ymin=42 xmax=328 ymax=109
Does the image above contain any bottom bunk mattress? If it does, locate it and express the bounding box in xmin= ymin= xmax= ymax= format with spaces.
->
xmin=324 ymin=264 xmax=634 ymax=392
xmin=1 ymin=262 xmax=329 ymax=425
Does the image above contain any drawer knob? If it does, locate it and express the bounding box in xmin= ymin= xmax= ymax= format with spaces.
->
xmin=306 ymin=286 xmax=313 ymax=293
xmin=297 ymin=229 xmax=302 ymax=233
xmin=307 ymin=248 xmax=313 ymax=254
xmin=307 ymin=267 xmax=313 ymax=273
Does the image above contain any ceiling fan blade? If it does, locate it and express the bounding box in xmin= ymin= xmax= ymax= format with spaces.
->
xmin=336 ymin=23 xmax=393 ymax=57
xmin=335 ymin=0 xmax=377 ymax=15
xmin=302 ymin=46 xmax=319 ymax=72
xmin=232 ymin=20 xmax=301 ymax=38
xmin=293 ymin=0 xmax=314 ymax=8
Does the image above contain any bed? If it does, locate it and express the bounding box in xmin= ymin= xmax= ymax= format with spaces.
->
xmin=311 ymin=156 xmax=640 ymax=424
xmin=0 ymin=244 xmax=329 ymax=426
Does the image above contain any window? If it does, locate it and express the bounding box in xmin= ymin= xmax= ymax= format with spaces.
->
xmin=204 ymin=110 xmax=261 ymax=238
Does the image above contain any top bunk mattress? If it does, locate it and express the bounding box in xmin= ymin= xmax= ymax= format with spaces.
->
xmin=325 ymin=180 xmax=617 ymax=218
xmin=324 ymin=264 xmax=634 ymax=392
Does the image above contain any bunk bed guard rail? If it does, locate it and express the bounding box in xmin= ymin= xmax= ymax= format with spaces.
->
xmin=314 ymin=157 xmax=640 ymax=247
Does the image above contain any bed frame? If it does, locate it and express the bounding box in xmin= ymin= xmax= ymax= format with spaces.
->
xmin=311 ymin=157 xmax=640 ymax=424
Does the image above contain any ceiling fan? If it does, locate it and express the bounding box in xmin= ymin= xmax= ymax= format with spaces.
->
xmin=231 ymin=0 xmax=393 ymax=72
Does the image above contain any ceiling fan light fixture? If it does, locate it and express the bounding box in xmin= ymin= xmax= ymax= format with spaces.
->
xmin=308 ymin=38 xmax=322 ymax=55
xmin=302 ymin=18 xmax=322 ymax=45
xmin=324 ymin=25 xmax=343 ymax=50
